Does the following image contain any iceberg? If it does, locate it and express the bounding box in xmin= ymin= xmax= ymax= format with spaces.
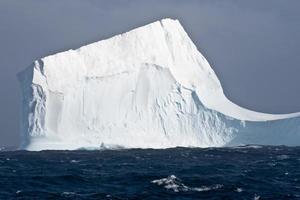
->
xmin=18 ymin=18 xmax=300 ymax=150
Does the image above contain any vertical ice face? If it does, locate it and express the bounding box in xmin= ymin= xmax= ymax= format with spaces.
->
xmin=18 ymin=18 xmax=300 ymax=150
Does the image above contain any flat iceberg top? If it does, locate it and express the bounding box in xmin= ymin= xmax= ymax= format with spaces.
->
xmin=28 ymin=18 xmax=299 ymax=121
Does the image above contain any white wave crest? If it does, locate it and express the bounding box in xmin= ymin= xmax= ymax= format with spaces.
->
xmin=151 ymin=175 xmax=223 ymax=193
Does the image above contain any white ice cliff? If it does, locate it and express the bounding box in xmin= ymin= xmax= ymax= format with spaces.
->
xmin=18 ymin=18 xmax=300 ymax=150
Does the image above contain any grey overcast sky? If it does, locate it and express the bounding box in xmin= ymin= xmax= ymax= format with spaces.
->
xmin=0 ymin=0 xmax=300 ymax=147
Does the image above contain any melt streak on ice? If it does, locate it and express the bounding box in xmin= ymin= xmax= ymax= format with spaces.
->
xmin=18 ymin=19 xmax=300 ymax=150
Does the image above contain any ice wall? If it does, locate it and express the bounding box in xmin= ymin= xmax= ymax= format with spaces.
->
xmin=18 ymin=19 xmax=300 ymax=150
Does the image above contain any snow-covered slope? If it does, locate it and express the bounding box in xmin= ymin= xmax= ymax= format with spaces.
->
xmin=18 ymin=18 xmax=300 ymax=150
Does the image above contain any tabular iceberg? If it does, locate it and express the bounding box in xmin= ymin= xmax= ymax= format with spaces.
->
xmin=18 ymin=18 xmax=300 ymax=150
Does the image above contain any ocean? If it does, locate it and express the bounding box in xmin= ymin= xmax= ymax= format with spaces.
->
xmin=0 ymin=146 xmax=299 ymax=199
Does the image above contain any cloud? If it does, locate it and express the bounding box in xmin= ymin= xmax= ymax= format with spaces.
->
xmin=0 ymin=0 xmax=299 ymax=146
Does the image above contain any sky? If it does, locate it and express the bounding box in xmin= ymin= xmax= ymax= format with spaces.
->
xmin=0 ymin=0 xmax=300 ymax=147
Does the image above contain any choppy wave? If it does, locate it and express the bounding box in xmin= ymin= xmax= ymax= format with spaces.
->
xmin=0 ymin=146 xmax=299 ymax=199
xmin=152 ymin=175 xmax=223 ymax=192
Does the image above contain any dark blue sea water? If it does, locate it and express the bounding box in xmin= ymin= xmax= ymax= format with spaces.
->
xmin=0 ymin=146 xmax=299 ymax=200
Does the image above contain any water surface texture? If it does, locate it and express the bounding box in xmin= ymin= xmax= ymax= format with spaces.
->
xmin=0 ymin=146 xmax=299 ymax=199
